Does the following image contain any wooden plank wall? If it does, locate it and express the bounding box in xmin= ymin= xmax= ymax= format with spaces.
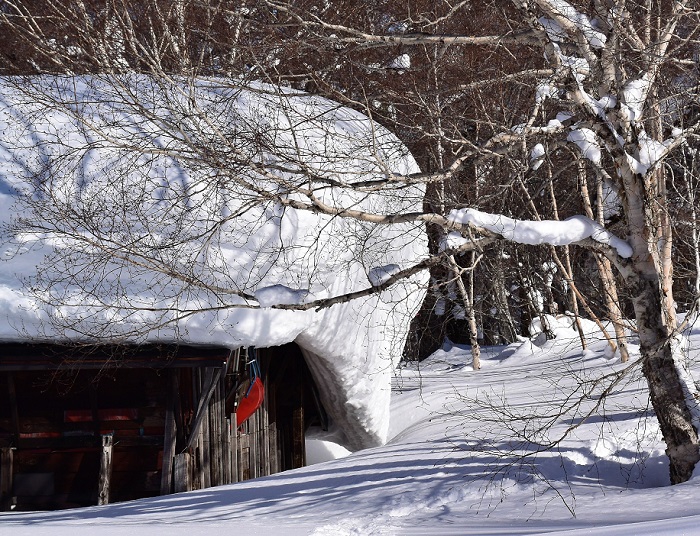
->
xmin=171 ymin=346 xmax=308 ymax=493
xmin=175 ymin=382 xmax=281 ymax=491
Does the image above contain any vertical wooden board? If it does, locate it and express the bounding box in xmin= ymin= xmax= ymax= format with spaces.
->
xmin=222 ymin=416 xmax=231 ymax=485
xmin=174 ymin=369 xmax=188 ymax=449
xmin=248 ymin=412 xmax=258 ymax=479
xmin=260 ymin=401 xmax=270 ymax=477
xmin=230 ymin=413 xmax=238 ymax=483
xmin=268 ymin=426 xmax=278 ymax=475
xmin=200 ymin=403 xmax=211 ymax=489
xmin=209 ymin=416 xmax=217 ymax=487
xmin=258 ymin=410 xmax=265 ymax=478
xmin=292 ymin=407 xmax=305 ymax=469
xmin=239 ymin=434 xmax=250 ymax=481
xmin=239 ymin=422 xmax=247 ymax=482
xmin=257 ymin=410 xmax=264 ymax=478
xmin=209 ymin=384 xmax=218 ymax=487
xmin=98 ymin=434 xmax=114 ymax=506
xmin=211 ymin=381 xmax=224 ymax=487
xmin=173 ymin=452 xmax=192 ymax=493
xmin=0 ymin=447 xmax=14 ymax=511
xmin=192 ymin=435 xmax=203 ymax=491
xmin=265 ymin=377 xmax=280 ymax=475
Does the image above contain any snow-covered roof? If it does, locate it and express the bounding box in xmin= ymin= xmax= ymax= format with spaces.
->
xmin=0 ymin=76 xmax=428 ymax=450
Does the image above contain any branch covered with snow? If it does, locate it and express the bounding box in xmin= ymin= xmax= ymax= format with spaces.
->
xmin=447 ymin=208 xmax=632 ymax=258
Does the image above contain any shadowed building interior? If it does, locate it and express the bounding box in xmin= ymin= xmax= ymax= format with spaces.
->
xmin=0 ymin=342 xmax=326 ymax=511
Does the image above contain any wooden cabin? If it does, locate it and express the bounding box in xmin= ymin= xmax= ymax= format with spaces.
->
xmin=0 ymin=342 xmax=326 ymax=511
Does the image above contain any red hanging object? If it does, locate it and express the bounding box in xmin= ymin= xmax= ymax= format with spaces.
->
xmin=236 ymin=377 xmax=264 ymax=426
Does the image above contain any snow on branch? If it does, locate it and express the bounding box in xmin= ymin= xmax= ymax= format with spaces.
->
xmin=536 ymin=0 xmax=606 ymax=49
xmin=567 ymin=128 xmax=601 ymax=165
xmin=447 ymin=208 xmax=632 ymax=258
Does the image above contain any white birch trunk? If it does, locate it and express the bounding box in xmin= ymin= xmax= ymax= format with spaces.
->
xmin=619 ymin=158 xmax=700 ymax=483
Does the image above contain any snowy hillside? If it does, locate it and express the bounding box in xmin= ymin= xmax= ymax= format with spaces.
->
xmin=4 ymin=316 xmax=700 ymax=535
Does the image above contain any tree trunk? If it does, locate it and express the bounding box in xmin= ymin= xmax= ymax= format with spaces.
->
xmin=578 ymin=162 xmax=629 ymax=361
xmin=620 ymin=153 xmax=700 ymax=483
xmin=597 ymin=255 xmax=630 ymax=361
xmin=448 ymin=254 xmax=481 ymax=370
xmin=634 ymin=274 xmax=700 ymax=483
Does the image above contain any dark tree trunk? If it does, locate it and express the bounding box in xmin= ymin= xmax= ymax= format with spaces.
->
xmin=643 ymin=350 xmax=700 ymax=483
xmin=632 ymin=273 xmax=700 ymax=483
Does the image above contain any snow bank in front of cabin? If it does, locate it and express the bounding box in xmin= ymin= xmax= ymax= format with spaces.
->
xmin=5 ymin=317 xmax=700 ymax=534
xmin=0 ymin=76 xmax=428 ymax=450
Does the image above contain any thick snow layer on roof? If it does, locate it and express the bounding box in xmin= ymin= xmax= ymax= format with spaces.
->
xmin=0 ymin=76 xmax=428 ymax=450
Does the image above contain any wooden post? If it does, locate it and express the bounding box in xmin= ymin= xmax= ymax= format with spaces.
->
xmin=160 ymin=370 xmax=178 ymax=496
xmin=98 ymin=433 xmax=114 ymax=506
xmin=1 ymin=447 xmax=14 ymax=511
xmin=173 ymin=452 xmax=192 ymax=493
xmin=292 ymin=407 xmax=305 ymax=469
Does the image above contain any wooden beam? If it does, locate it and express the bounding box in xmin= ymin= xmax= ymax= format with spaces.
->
xmin=0 ymin=343 xmax=230 ymax=371
xmin=0 ymin=447 xmax=14 ymax=511
xmin=186 ymin=368 xmax=221 ymax=450
xmin=97 ymin=433 xmax=114 ymax=505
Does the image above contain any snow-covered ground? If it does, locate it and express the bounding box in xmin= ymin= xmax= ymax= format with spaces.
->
xmin=3 ymin=316 xmax=700 ymax=535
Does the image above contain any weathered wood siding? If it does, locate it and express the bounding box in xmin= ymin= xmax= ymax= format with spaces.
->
xmin=0 ymin=342 xmax=324 ymax=511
